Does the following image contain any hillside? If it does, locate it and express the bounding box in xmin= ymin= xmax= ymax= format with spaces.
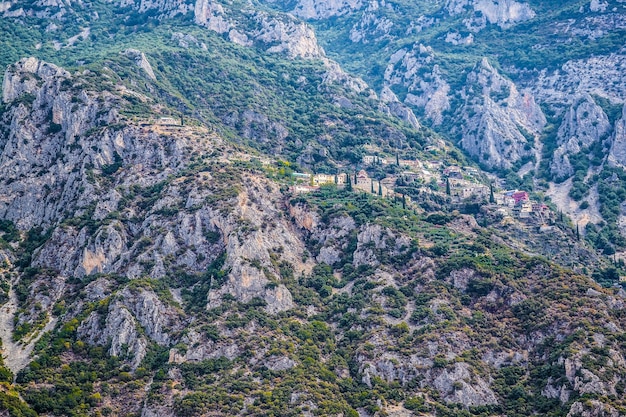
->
xmin=0 ymin=1 xmax=625 ymax=417
xmin=258 ymin=0 xmax=626 ymax=256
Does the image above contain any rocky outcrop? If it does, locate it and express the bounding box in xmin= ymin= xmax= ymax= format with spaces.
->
xmin=123 ymin=49 xmax=157 ymax=81
xmin=379 ymin=86 xmax=420 ymax=129
xmin=383 ymin=44 xmax=451 ymax=126
xmin=207 ymin=180 xmax=310 ymax=314
xmin=432 ymin=362 xmax=498 ymax=406
xmin=446 ymin=0 xmax=535 ymax=29
xmin=194 ymin=0 xmax=229 ymax=32
xmin=253 ymin=13 xmax=325 ymax=58
xmin=457 ymin=58 xmax=545 ymax=170
xmin=195 ymin=0 xmax=325 ymax=58
xmin=349 ymin=3 xmax=394 ymax=44
xmin=289 ymin=0 xmax=363 ymax=19
xmin=359 ymin=349 xmax=498 ymax=407
xmin=551 ymin=94 xmax=611 ymax=178
xmin=567 ymin=400 xmax=620 ymax=417
xmin=532 ymin=49 xmax=626 ymax=106
xmin=608 ymin=104 xmax=626 ymax=168
xmin=78 ymin=304 xmax=148 ymax=370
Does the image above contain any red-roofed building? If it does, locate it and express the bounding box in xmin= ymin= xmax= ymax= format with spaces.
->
xmin=356 ymin=170 xmax=370 ymax=185
xmin=512 ymin=191 xmax=529 ymax=204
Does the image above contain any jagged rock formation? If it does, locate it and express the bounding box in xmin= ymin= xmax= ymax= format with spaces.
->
xmin=446 ymin=0 xmax=536 ymax=29
xmin=457 ymin=58 xmax=545 ymax=170
xmin=290 ymin=0 xmax=363 ymax=19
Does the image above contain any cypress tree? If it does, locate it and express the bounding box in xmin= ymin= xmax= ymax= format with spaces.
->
xmin=489 ymin=184 xmax=495 ymax=203
xmin=371 ymin=180 xmax=374 ymax=194
xmin=378 ymin=182 xmax=383 ymax=196
xmin=402 ymin=193 xmax=406 ymax=209
xmin=446 ymin=178 xmax=451 ymax=195
xmin=346 ymin=174 xmax=352 ymax=191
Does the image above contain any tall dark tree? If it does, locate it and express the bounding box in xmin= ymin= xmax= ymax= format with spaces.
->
xmin=446 ymin=178 xmax=451 ymax=195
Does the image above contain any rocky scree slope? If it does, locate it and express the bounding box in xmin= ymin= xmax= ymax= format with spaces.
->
xmin=0 ymin=58 xmax=625 ymax=417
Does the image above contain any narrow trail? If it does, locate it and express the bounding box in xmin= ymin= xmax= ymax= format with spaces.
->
xmin=0 ymin=282 xmax=56 ymax=377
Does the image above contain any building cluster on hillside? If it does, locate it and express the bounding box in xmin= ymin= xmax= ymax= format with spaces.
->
xmin=290 ymin=170 xmax=408 ymax=202
xmin=492 ymin=189 xmax=553 ymax=224
xmin=288 ymin=154 xmax=554 ymax=228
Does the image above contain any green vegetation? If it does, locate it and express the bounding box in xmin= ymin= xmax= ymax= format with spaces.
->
xmin=0 ymin=1 xmax=625 ymax=416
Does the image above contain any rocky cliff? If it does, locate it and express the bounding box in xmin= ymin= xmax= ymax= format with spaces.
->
xmin=0 ymin=57 xmax=624 ymax=417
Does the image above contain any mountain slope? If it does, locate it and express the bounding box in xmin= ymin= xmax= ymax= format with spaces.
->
xmin=0 ymin=1 xmax=625 ymax=417
xmin=260 ymin=0 xmax=626 ymax=254
xmin=0 ymin=54 xmax=623 ymax=417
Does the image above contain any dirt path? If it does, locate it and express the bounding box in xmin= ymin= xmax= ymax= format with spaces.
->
xmin=0 ymin=282 xmax=56 ymax=377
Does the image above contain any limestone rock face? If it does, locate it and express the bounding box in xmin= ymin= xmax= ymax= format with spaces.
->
xmin=123 ymin=49 xmax=157 ymax=81
xmin=551 ymin=94 xmax=611 ymax=178
xmin=445 ymin=0 xmax=535 ymax=29
xmin=253 ymin=13 xmax=325 ymax=59
xmin=206 ymin=180 xmax=309 ymax=314
xmin=384 ymin=44 xmax=450 ymax=126
xmin=379 ymin=86 xmax=421 ymax=129
xmin=608 ymin=104 xmax=626 ymax=168
xmin=291 ymin=0 xmax=363 ymax=19
xmin=567 ymin=400 xmax=620 ymax=417
xmin=457 ymin=58 xmax=545 ymax=170
xmin=194 ymin=0 xmax=229 ymax=31
xmin=195 ymin=0 xmax=326 ymax=58
xmin=78 ymin=304 xmax=148 ymax=370
xmin=432 ymin=362 xmax=498 ymax=406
